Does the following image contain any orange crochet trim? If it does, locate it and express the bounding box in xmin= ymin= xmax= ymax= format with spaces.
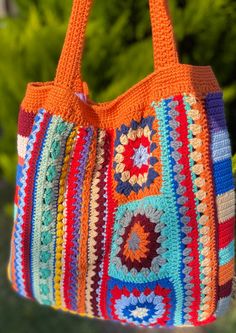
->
xmin=9 ymin=224 xmax=17 ymax=291
xmin=21 ymin=64 xmax=220 ymax=128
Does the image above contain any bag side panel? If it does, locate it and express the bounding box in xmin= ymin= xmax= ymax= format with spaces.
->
xmin=205 ymin=93 xmax=235 ymax=317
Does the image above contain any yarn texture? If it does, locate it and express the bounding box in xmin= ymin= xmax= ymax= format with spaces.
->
xmin=8 ymin=0 xmax=235 ymax=328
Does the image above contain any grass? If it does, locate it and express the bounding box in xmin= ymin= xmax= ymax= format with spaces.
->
xmin=0 ymin=181 xmax=235 ymax=333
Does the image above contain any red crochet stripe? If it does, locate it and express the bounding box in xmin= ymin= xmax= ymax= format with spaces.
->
xmin=18 ymin=156 xmax=24 ymax=167
xmin=218 ymin=217 xmax=235 ymax=249
xmin=18 ymin=108 xmax=36 ymax=137
xmin=195 ymin=314 xmax=216 ymax=326
xmin=63 ymin=128 xmax=86 ymax=310
xmin=174 ymin=95 xmax=201 ymax=324
xmin=100 ymin=129 xmax=117 ymax=320
xmin=21 ymin=112 xmax=51 ymax=300
xmin=91 ymin=131 xmax=110 ymax=316
xmin=219 ymin=279 xmax=233 ymax=298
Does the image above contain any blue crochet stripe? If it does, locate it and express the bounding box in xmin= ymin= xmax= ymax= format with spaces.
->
xmin=213 ymin=159 xmax=234 ymax=195
xmin=164 ymin=97 xmax=187 ymax=325
xmin=211 ymin=130 xmax=232 ymax=163
xmin=16 ymin=164 xmax=23 ymax=187
xmin=205 ymin=92 xmax=227 ymax=132
xmin=152 ymin=99 xmax=184 ymax=326
xmin=219 ymin=241 xmax=235 ymax=266
xmin=14 ymin=109 xmax=46 ymax=297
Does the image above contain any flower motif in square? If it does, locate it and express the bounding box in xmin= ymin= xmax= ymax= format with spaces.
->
xmin=110 ymin=205 xmax=167 ymax=280
xmin=110 ymin=284 xmax=171 ymax=327
xmin=113 ymin=116 xmax=161 ymax=200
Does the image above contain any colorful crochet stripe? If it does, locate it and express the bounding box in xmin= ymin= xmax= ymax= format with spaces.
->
xmin=9 ymin=91 xmax=235 ymax=328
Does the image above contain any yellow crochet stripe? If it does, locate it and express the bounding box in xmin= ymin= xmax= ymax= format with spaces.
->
xmin=54 ymin=128 xmax=77 ymax=309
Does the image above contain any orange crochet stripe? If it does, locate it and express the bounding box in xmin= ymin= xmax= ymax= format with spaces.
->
xmin=9 ymin=225 xmax=17 ymax=290
xmin=219 ymin=260 xmax=234 ymax=286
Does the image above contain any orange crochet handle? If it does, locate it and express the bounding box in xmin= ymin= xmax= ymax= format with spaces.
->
xmin=54 ymin=0 xmax=179 ymax=91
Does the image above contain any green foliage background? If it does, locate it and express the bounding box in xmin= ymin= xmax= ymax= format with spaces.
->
xmin=0 ymin=0 xmax=235 ymax=332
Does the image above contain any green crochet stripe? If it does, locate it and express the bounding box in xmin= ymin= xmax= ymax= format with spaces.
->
xmin=30 ymin=116 xmax=56 ymax=303
xmin=31 ymin=114 xmax=73 ymax=305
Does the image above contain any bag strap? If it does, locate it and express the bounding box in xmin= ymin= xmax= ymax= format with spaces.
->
xmin=54 ymin=0 xmax=179 ymax=91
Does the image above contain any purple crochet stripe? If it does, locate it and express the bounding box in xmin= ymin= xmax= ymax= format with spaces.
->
xmin=205 ymin=93 xmax=227 ymax=132
xmin=68 ymin=127 xmax=94 ymax=311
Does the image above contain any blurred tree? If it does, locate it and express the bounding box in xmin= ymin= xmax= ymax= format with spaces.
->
xmin=0 ymin=0 xmax=16 ymax=17
xmin=0 ymin=0 xmax=235 ymax=184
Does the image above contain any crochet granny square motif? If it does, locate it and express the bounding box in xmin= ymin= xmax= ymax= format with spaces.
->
xmin=113 ymin=108 xmax=162 ymax=203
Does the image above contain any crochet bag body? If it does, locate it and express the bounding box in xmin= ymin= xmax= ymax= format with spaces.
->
xmin=8 ymin=0 xmax=235 ymax=328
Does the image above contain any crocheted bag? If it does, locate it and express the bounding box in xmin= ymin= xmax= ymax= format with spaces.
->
xmin=8 ymin=0 xmax=235 ymax=328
